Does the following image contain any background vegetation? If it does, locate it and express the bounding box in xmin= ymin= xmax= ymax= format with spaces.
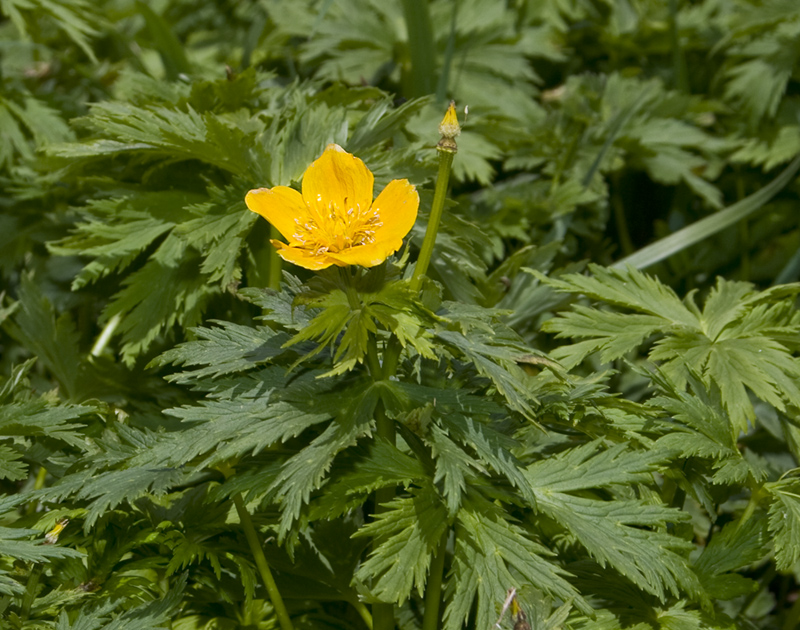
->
xmin=2 ymin=0 xmax=800 ymax=628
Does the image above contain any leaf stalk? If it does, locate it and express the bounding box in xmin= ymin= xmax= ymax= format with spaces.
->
xmin=233 ymin=493 xmax=294 ymax=630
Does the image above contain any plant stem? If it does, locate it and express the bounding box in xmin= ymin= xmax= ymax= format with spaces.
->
xmin=367 ymin=334 xmax=397 ymax=630
xmin=421 ymin=529 xmax=449 ymax=630
xmin=401 ymin=0 xmax=436 ymax=96
xmin=612 ymin=173 xmax=634 ymax=257
xmin=351 ymin=599 xmax=374 ymax=630
xmin=268 ymin=226 xmax=282 ymax=290
xmin=735 ymin=487 xmax=761 ymax=534
xmin=233 ymin=494 xmax=294 ymax=630
xmin=411 ymin=150 xmax=454 ymax=292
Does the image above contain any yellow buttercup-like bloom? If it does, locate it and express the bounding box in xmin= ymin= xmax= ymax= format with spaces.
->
xmin=245 ymin=144 xmax=419 ymax=270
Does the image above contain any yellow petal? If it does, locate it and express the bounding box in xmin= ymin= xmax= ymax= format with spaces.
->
xmin=271 ymin=240 xmax=333 ymax=270
xmin=325 ymin=243 xmax=395 ymax=268
xmin=370 ymin=178 xmax=419 ymax=246
xmin=302 ymin=144 xmax=374 ymax=221
xmin=246 ymin=186 xmax=308 ymax=242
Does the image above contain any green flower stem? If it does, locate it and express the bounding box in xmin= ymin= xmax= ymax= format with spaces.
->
xmin=421 ymin=528 xmax=449 ymax=630
xmin=411 ymin=149 xmax=455 ymax=293
xmin=735 ymin=486 xmax=762 ymax=534
xmin=268 ymin=226 xmax=282 ymax=290
xmin=350 ymin=599 xmax=374 ymax=630
xmin=373 ymin=602 xmax=394 ymax=630
xmin=366 ymin=334 xmax=397 ymax=630
xmin=366 ymin=136 xmax=456 ymax=625
xmin=233 ymin=494 xmax=294 ymax=630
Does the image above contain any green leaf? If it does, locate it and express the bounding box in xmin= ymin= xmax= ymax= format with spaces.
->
xmin=766 ymin=476 xmax=800 ymax=570
xmin=533 ymin=492 xmax=699 ymax=602
xmin=154 ymin=321 xmax=290 ymax=382
xmin=612 ymin=155 xmax=800 ymax=270
xmin=444 ymin=499 xmax=588 ymax=630
xmin=694 ymin=516 xmax=765 ymax=600
xmin=441 ymin=414 xmax=534 ymax=504
xmin=102 ymin=235 xmax=218 ymax=364
xmin=164 ymin=391 xmax=332 ymax=466
xmin=0 ymin=526 xmax=83 ymax=563
xmin=77 ymin=466 xmax=188 ymax=530
xmin=0 ymin=399 xmax=91 ymax=449
xmin=0 ymin=444 xmax=26 ymax=481
xmin=310 ymin=438 xmax=426 ymax=521
xmin=540 ymin=266 xmax=800 ymax=433
xmin=49 ymin=191 xmax=205 ymax=291
xmin=427 ymin=424 xmax=475 ymax=515
xmin=135 ymin=1 xmax=192 ymax=81
xmin=271 ymin=382 xmax=378 ymax=536
xmin=435 ymin=328 xmax=538 ymax=421
xmin=523 ymin=440 xmax=668 ymax=493
xmin=354 ymin=483 xmax=448 ymax=604
xmin=5 ymin=276 xmax=84 ymax=398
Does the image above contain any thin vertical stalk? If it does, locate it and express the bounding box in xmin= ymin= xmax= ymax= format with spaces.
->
xmin=668 ymin=0 xmax=688 ymax=92
xmin=421 ymin=529 xmax=449 ymax=630
xmin=435 ymin=3 xmax=459 ymax=102
xmin=612 ymin=174 xmax=634 ymax=257
xmin=411 ymin=151 xmax=455 ymax=292
xmin=367 ymin=334 xmax=397 ymax=630
xmin=373 ymin=103 xmax=459 ymax=630
xmin=401 ymin=0 xmax=437 ymax=96
xmin=233 ymin=494 xmax=294 ymax=630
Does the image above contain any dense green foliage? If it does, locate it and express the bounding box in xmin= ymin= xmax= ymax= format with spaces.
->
xmin=2 ymin=0 xmax=800 ymax=628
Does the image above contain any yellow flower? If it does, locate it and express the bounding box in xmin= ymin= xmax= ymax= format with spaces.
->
xmin=245 ymin=144 xmax=419 ymax=270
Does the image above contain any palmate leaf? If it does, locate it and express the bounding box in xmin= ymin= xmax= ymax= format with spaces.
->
xmin=523 ymin=438 xmax=702 ymax=602
xmin=693 ymin=516 xmax=766 ymax=600
xmin=523 ymin=440 xmax=669 ymax=494
xmin=723 ymin=18 xmax=800 ymax=125
xmin=102 ymin=235 xmax=218 ymax=365
xmin=0 ymin=90 xmax=73 ymax=169
xmin=72 ymin=464 xmax=189 ymax=530
xmin=648 ymin=373 xmax=755 ymax=486
xmin=354 ymin=483 xmax=448 ymax=604
xmin=53 ymin=575 xmax=186 ymax=630
xmin=164 ymin=394 xmax=331 ymax=467
xmin=309 ymin=438 xmax=426 ymax=521
xmin=765 ymin=476 xmax=800 ymax=570
xmin=239 ymin=278 xmax=312 ymax=332
xmin=288 ymin=270 xmax=437 ymax=376
xmin=5 ymin=276 xmax=84 ymax=399
xmin=539 ymin=265 xmax=800 ymax=433
xmin=49 ymin=190 xmax=207 ymax=290
xmin=0 ymin=444 xmax=26 ymax=481
xmin=435 ymin=302 xmax=541 ymax=420
xmin=440 ymin=414 xmax=534 ymax=504
xmin=427 ymin=424 xmax=477 ymax=515
xmin=0 ymin=399 xmax=92 ymax=450
xmin=179 ymin=194 xmax=257 ymax=288
xmin=157 ymin=369 xmax=330 ymax=465
xmin=51 ymin=102 xmax=262 ymax=180
xmin=529 ymin=489 xmax=699 ymax=603
xmin=444 ymin=497 xmax=589 ymax=630
xmin=1 ymin=0 xmax=101 ymax=61
xmin=154 ymin=321 xmax=291 ymax=383
xmin=0 ymin=525 xmax=83 ymax=563
xmin=271 ymin=382 xmax=379 ymax=537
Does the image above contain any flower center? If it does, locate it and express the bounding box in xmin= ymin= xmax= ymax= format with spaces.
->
xmin=292 ymin=197 xmax=383 ymax=255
